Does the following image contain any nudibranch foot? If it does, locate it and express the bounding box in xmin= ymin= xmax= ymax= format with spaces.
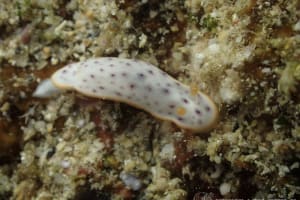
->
xmin=33 ymin=57 xmax=218 ymax=133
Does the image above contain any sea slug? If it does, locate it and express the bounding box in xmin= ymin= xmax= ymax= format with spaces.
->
xmin=33 ymin=57 xmax=218 ymax=132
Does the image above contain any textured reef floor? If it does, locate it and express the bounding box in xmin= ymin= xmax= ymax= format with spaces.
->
xmin=0 ymin=0 xmax=299 ymax=199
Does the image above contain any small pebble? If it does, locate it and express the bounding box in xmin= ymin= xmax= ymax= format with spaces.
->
xmin=120 ymin=172 xmax=142 ymax=191
xmin=219 ymin=182 xmax=231 ymax=196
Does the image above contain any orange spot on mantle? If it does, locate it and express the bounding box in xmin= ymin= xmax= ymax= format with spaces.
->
xmin=176 ymin=106 xmax=186 ymax=116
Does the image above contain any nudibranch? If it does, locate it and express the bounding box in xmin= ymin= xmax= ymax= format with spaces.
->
xmin=33 ymin=57 xmax=218 ymax=132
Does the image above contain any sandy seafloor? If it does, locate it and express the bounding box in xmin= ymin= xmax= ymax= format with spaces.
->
xmin=0 ymin=0 xmax=299 ymax=199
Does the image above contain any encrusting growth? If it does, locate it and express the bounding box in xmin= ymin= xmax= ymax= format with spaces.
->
xmin=33 ymin=57 xmax=218 ymax=133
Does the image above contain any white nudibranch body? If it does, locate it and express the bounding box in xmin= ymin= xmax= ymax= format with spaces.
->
xmin=34 ymin=57 xmax=218 ymax=132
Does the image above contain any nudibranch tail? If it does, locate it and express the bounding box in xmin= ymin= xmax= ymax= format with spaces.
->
xmin=33 ymin=79 xmax=62 ymax=98
xmin=36 ymin=57 xmax=218 ymax=133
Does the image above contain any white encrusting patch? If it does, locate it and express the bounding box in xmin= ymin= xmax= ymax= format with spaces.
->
xmin=35 ymin=57 xmax=218 ymax=132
